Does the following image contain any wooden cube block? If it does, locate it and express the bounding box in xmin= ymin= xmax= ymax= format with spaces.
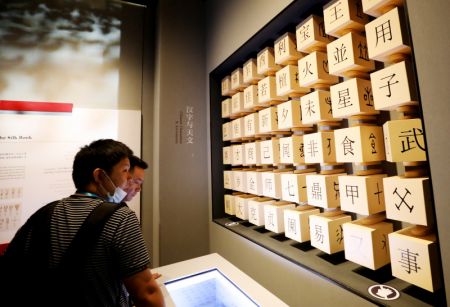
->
xmin=235 ymin=194 xmax=258 ymax=220
xmin=389 ymin=227 xmax=441 ymax=292
xmin=248 ymin=197 xmax=275 ymax=226
xmin=384 ymin=176 xmax=433 ymax=226
xmin=306 ymin=173 xmax=346 ymax=208
xmin=224 ymin=194 xmax=236 ymax=215
xmin=232 ymin=170 xmax=247 ymax=193
xmin=326 ymin=32 xmax=375 ymax=77
xmin=243 ymin=85 xmax=259 ymax=111
xmin=231 ymin=92 xmax=245 ymax=116
xmin=276 ymin=65 xmax=310 ymax=97
xmin=362 ymin=0 xmax=404 ymax=17
xmin=243 ymin=58 xmax=264 ymax=85
xmin=243 ymin=112 xmax=259 ymax=138
xmin=223 ymin=146 xmax=231 ymax=165
xmin=371 ymin=60 xmax=418 ymax=111
xmin=222 ymin=122 xmax=231 ymax=141
xmin=383 ymin=118 xmax=426 ymax=162
xmin=334 ymin=125 xmax=386 ymax=163
xmin=323 ymin=0 xmax=370 ymax=37
xmin=244 ymin=142 xmax=261 ymax=166
xmin=264 ymin=201 xmax=296 ymax=233
xmin=281 ymin=172 xmax=313 ymax=204
xmin=298 ymin=51 xmax=339 ymax=88
xmin=284 ymin=206 xmax=321 ymax=242
xmin=246 ymin=171 xmax=263 ymax=196
xmin=331 ymin=78 xmax=379 ymax=118
xmin=296 ymin=15 xmax=334 ymax=53
xmin=343 ymin=220 xmax=393 ymax=269
xmin=274 ymin=32 xmax=303 ymax=66
xmin=224 ymin=170 xmax=233 ymax=189
xmin=277 ymin=99 xmax=312 ymax=130
xmin=279 ymin=135 xmax=306 ymax=165
xmin=301 ymin=90 xmax=340 ymax=124
xmin=231 ymin=117 xmax=244 ymax=140
xmin=260 ymin=138 xmax=280 ymax=165
xmin=221 ymin=98 xmax=231 ymax=118
xmin=257 ymin=47 xmax=281 ymax=76
xmin=258 ymin=76 xmax=288 ymax=106
xmin=231 ymin=144 xmax=244 ymax=166
xmin=231 ymin=67 xmax=246 ymax=91
xmin=261 ymin=171 xmax=283 ymax=199
xmin=309 ymin=213 xmax=352 ymax=254
xmin=339 ymin=174 xmax=387 ymax=215
xmin=221 ymin=75 xmax=237 ymax=96
xmin=258 ymin=106 xmax=279 ymax=133
xmin=366 ymin=7 xmax=411 ymax=62
xmin=303 ymin=131 xmax=337 ymax=164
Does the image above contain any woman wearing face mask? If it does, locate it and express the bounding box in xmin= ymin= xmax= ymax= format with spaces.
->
xmin=3 ymin=139 xmax=164 ymax=307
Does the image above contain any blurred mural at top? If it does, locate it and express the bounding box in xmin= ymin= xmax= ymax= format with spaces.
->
xmin=0 ymin=0 xmax=123 ymax=108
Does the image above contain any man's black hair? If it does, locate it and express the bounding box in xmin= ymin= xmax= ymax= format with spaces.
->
xmin=130 ymin=155 xmax=148 ymax=170
xmin=72 ymin=139 xmax=133 ymax=190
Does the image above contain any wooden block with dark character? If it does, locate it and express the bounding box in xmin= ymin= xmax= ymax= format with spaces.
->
xmin=296 ymin=15 xmax=334 ymax=53
xmin=323 ymin=0 xmax=370 ymax=37
xmin=309 ymin=212 xmax=352 ymax=254
xmin=284 ymin=205 xmax=321 ymax=242
xmin=264 ymin=201 xmax=296 ymax=233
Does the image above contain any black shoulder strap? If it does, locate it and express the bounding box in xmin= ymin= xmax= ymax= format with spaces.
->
xmin=60 ymin=201 xmax=126 ymax=269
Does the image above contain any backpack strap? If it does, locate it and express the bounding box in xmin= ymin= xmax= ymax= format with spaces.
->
xmin=60 ymin=201 xmax=126 ymax=270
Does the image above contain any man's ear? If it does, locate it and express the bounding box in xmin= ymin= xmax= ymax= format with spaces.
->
xmin=93 ymin=168 xmax=103 ymax=183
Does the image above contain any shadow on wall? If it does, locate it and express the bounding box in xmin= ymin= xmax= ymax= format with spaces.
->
xmin=0 ymin=0 xmax=122 ymax=107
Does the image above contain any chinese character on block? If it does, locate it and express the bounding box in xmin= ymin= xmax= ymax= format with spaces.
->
xmin=284 ymin=206 xmax=320 ymax=242
xmin=303 ymin=131 xmax=337 ymax=164
xmin=243 ymin=58 xmax=264 ymax=85
xmin=243 ymin=85 xmax=260 ymax=112
xmin=296 ymin=15 xmax=334 ymax=53
xmin=323 ymin=0 xmax=370 ymax=37
xmin=365 ymin=7 xmax=411 ymax=62
xmin=301 ymin=90 xmax=341 ymax=125
xmin=310 ymin=213 xmax=352 ymax=254
xmin=278 ymin=135 xmax=307 ymax=165
xmin=389 ymin=226 xmax=441 ymax=292
xmin=257 ymin=47 xmax=282 ymax=76
xmin=306 ymin=173 xmax=346 ymax=208
xmin=258 ymin=76 xmax=288 ymax=106
xmin=331 ymin=78 xmax=378 ymax=118
xmin=276 ymin=64 xmax=310 ymax=97
xmin=371 ymin=60 xmax=418 ymax=111
xmin=261 ymin=171 xmax=283 ymax=199
xmin=222 ymin=98 xmax=231 ymax=118
xmin=248 ymin=197 xmax=275 ymax=226
xmin=281 ymin=172 xmax=312 ymax=204
xmin=343 ymin=219 xmax=393 ymax=269
xmin=339 ymin=174 xmax=387 ymax=215
xmin=334 ymin=125 xmax=386 ymax=163
xmin=383 ymin=176 xmax=434 ymax=226
xmin=274 ymin=32 xmax=303 ymax=66
xmin=298 ymin=51 xmax=339 ymax=88
xmin=383 ymin=118 xmax=426 ymax=162
xmin=264 ymin=201 xmax=296 ymax=233
xmin=231 ymin=67 xmax=246 ymax=91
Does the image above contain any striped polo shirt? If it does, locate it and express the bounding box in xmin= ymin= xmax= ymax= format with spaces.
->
xmin=46 ymin=195 xmax=150 ymax=306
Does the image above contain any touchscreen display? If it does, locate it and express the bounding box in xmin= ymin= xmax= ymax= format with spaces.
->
xmin=164 ymin=268 xmax=259 ymax=307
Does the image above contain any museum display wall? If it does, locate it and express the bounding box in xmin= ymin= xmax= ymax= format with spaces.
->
xmin=208 ymin=0 xmax=450 ymax=305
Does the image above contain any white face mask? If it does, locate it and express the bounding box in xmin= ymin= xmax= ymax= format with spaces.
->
xmin=100 ymin=170 xmax=127 ymax=203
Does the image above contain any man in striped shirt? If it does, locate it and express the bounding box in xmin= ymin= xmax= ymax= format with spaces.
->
xmin=6 ymin=139 xmax=164 ymax=307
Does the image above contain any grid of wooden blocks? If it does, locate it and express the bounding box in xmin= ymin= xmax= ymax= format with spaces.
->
xmin=220 ymin=0 xmax=440 ymax=293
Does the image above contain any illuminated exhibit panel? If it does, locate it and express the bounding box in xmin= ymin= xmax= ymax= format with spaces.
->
xmin=155 ymin=253 xmax=288 ymax=307
xmin=164 ymin=269 xmax=258 ymax=307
